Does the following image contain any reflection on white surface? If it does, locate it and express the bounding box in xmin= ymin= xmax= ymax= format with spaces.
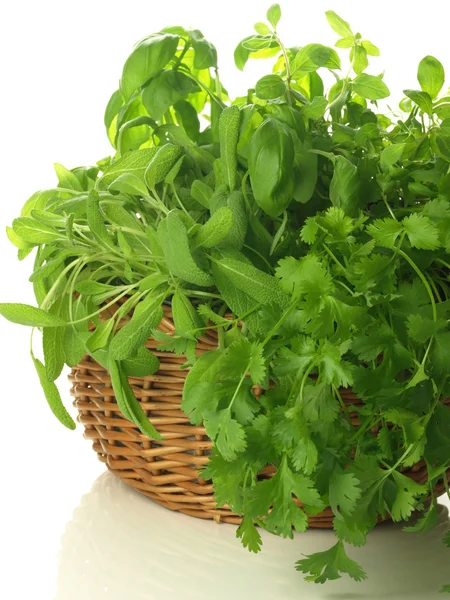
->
xmin=56 ymin=472 xmax=450 ymax=600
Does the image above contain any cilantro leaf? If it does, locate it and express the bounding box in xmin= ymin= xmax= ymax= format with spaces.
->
xmin=318 ymin=341 xmax=353 ymax=387
xmin=247 ymin=455 xmax=323 ymax=537
xmin=333 ymin=517 xmax=368 ymax=547
xmin=204 ymin=409 xmax=247 ymax=461
xmin=220 ymin=338 xmax=267 ymax=385
xmin=236 ymin=515 xmax=262 ymax=553
xmin=329 ymin=470 xmax=362 ymax=517
xmin=403 ymin=502 xmax=438 ymax=534
xmin=353 ymin=323 xmax=396 ymax=361
xmin=202 ymin=454 xmax=248 ymax=513
xmin=406 ymin=314 xmax=447 ymax=343
xmin=367 ymin=217 xmax=403 ymax=248
xmin=276 ymin=255 xmax=333 ymax=300
xmin=402 ymin=213 xmax=441 ymax=250
xmin=181 ymin=381 xmax=219 ymax=425
xmin=300 ymin=217 xmax=319 ymax=244
xmin=389 ymin=471 xmax=426 ymax=522
xmin=316 ymin=206 xmax=357 ymax=241
xmin=296 ymin=540 xmax=368 ymax=583
xmin=303 ymin=382 xmax=340 ymax=423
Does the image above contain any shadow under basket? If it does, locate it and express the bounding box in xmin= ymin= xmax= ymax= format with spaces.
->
xmin=70 ymin=305 xmax=450 ymax=527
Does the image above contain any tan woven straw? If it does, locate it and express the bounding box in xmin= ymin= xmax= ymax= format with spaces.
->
xmin=70 ymin=303 xmax=450 ymax=527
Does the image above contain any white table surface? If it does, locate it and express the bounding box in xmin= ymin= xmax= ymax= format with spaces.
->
xmin=1 ymin=421 xmax=448 ymax=600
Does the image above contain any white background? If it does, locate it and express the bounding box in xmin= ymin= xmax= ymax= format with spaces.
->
xmin=0 ymin=1 xmax=450 ymax=598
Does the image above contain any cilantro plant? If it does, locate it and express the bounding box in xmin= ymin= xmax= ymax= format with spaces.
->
xmin=2 ymin=5 xmax=450 ymax=591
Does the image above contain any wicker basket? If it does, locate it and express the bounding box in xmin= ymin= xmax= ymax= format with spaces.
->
xmin=70 ymin=303 xmax=450 ymax=527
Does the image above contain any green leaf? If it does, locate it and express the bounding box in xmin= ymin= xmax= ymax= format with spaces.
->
xmin=43 ymin=327 xmax=65 ymax=381
xmin=182 ymin=381 xmax=220 ymax=426
xmin=157 ymin=211 xmax=214 ymax=287
xmin=0 ymin=303 xmax=65 ymax=327
xmin=302 ymin=96 xmax=328 ymax=120
xmin=204 ymin=408 xmax=247 ymax=461
xmin=352 ymin=46 xmax=368 ymax=75
xmin=361 ymin=40 xmax=380 ymax=56
xmin=236 ymin=516 xmax=262 ymax=552
xmin=276 ymin=255 xmax=333 ymax=300
xmin=219 ymin=105 xmax=241 ymax=191
xmin=110 ymin=293 xmax=165 ymax=360
xmin=291 ymin=44 xmax=341 ymax=78
xmin=97 ymin=148 xmax=159 ymax=190
xmin=406 ymin=314 xmax=446 ymax=343
xmin=296 ymin=540 xmax=368 ymax=583
xmin=193 ymin=207 xmax=233 ymax=249
xmin=367 ymin=218 xmax=403 ymax=248
xmin=142 ymin=70 xmax=199 ymax=121
xmin=402 ymin=213 xmax=441 ymax=250
xmin=86 ymin=318 xmax=115 ymax=352
xmin=122 ymin=345 xmax=160 ymax=377
xmin=54 ymin=163 xmax=83 ymax=191
xmin=267 ymin=4 xmax=282 ymax=29
xmin=64 ymin=327 xmax=86 ymax=367
xmin=248 ymin=118 xmax=295 ymax=218
xmin=86 ymin=189 xmax=115 ymax=251
xmin=418 ymin=55 xmax=445 ymax=99
xmin=221 ymin=337 xmax=266 ymax=385
xmin=390 ymin=471 xmax=425 ymax=522
xmin=247 ymin=455 xmax=323 ymax=537
xmin=380 ymin=143 xmax=405 ymax=167
xmin=109 ymin=359 xmax=162 ymax=439
xmin=404 ymin=89 xmax=434 ymax=115
xmin=212 ymin=251 xmax=289 ymax=307
xmin=191 ymin=180 xmax=213 ymax=209
xmin=329 ymin=470 xmax=362 ymax=517
xmin=144 ymin=144 xmax=184 ymax=189
xmin=32 ymin=357 xmax=75 ymax=429
xmin=120 ymin=33 xmax=179 ymax=100
xmin=172 ymin=291 xmax=203 ymax=339
xmin=189 ymin=29 xmax=218 ymax=69
xmin=108 ymin=173 xmax=149 ymax=197
xmin=353 ymin=74 xmax=390 ymax=100
xmin=182 ymin=351 xmax=223 ymax=422
xmin=12 ymin=217 xmax=60 ymax=245
xmin=255 ymin=74 xmax=286 ymax=99
xmin=425 ymin=403 xmax=450 ymax=467
xmin=325 ymin=11 xmax=353 ymax=38
xmin=403 ymin=502 xmax=438 ymax=533
xmin=329 ymin=156 xmax=360 ymax=216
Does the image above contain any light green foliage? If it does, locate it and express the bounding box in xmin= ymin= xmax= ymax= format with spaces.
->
xmin=3 ymin=6 xmax=450 ymax=594
xmin=32 ymin=357 xmax=75 ymax=430
xmin=219 ymin=106 xmax=241 ymax=191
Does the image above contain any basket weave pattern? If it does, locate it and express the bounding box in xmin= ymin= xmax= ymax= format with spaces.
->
xmin=70 ymin=304 xmax=450 ymax=527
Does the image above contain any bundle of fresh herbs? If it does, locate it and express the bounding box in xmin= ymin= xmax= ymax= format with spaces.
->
xmin=1 ymin=5 xmax=450 ymax=590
